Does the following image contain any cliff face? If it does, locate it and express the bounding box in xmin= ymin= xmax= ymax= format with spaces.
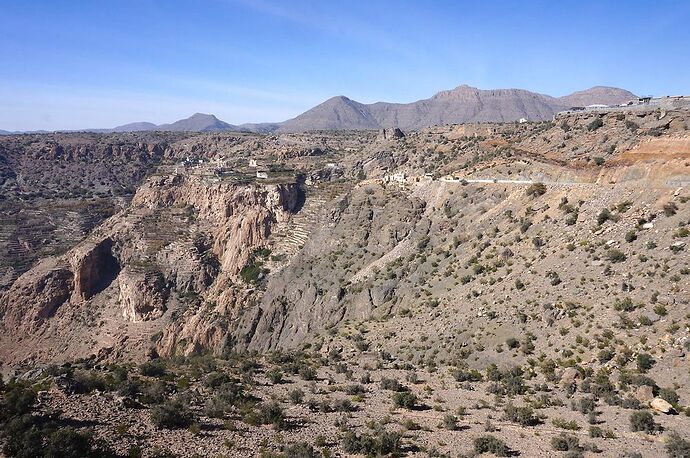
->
xmin=0 ymin=172 xmax=303 ymax=364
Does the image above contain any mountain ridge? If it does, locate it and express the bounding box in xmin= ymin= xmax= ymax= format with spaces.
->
xmin=6 ymin=85 xmax=639 ymax=134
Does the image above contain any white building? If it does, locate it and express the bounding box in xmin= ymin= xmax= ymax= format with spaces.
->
xmin=518 ymin=118 xmax=528 ymax=124
xmin=249 ymin=159 xmax=258 ymax=167
xmin=256 ymin=170 xmax=268 ymax=179
xmin=384 ymin=172 xmax=407 ymax=183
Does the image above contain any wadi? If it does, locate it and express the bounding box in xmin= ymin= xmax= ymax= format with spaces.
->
xmin=0 ymin=87 xmax=688 ymax=457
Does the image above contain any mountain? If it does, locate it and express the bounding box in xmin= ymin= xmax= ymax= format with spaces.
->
xmin=101 ymin=86 xmax=638 ymax=134
xmin=111 ymin=122 xmax=158 ymax=133
xmin=272 ymin=85 xmax=637 ymax=132
xmin=278 ymin=96 xmax=380 ymax=132
xmin=3 ymin=85 xmax=640 ymax=135
xmin=0 ymin=129 xmax=14 ymax=135
xmin=158 ymin=113 xmax=236 ymax=132
xmin=557 ymin=86 xmax=637 ymax=108
xmin=109 ymin=114 xmax=237 ymax=133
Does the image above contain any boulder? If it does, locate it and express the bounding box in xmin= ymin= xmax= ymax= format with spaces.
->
xmin=650 ymin=397 xmax=674 ymax=414
xmin=560 ymin=367 xmax=580 ymax=386
xmin=635 ymin=385 xmax=654 ymax=403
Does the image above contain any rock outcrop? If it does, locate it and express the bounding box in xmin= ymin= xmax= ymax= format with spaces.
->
xmin=118 ymin=269 xmax=168 ymax=322
xmin=0 ymin=168 xmax=304 ymax=364
xmin=0 ymin=260 xmax=73 ymax=331
xmin=70 ymin=239 xmax=120 ymax=303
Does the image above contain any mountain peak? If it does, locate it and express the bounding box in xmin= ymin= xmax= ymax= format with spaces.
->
xmin=157 ymin=113 xmax=235 ymax=132
xmin=189 ymin=113 xmax=219 ymax=120
xmin=557 ymin=87 xmax=637 ymax=108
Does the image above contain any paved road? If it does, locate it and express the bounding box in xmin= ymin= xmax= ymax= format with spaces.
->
xmin=441 ymin=177 xmax=536 ymax=184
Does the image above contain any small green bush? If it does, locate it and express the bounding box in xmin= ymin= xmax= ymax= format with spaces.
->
xmin=139 ymin=360 xmax=167 ymax=377
xmin=473 ymin=435 xmax=510 ymax=456
xmin=587 ymin=118 xmax=603 ymax=131
xmin=150 ymin=398 xmax=195 ymax=429
xmin=551 ymin=433 xmax=580 ymax=452
xmin=629 ymin=411 xmax=660 ymax=433
xmin=392 ymin=391 xmax=418 ymax=409
xmin=503 ymin=403 xmax=540 ymax=426
xmin=342 ymin=429 xmax=402 ymax=456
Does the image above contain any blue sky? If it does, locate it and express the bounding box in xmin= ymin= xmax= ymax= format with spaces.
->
xmin=1 ymin=0 xmax=688 ymax=131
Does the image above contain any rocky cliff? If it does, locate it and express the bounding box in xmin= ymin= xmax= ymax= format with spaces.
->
xmin=0 ymin=171 xmax=303 ymax=364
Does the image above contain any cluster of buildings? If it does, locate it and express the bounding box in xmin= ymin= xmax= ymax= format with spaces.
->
xmin=557 ymin=95 xmax=689 ymax=117
xmin=173 ymin=156 xmax=273 ymax=180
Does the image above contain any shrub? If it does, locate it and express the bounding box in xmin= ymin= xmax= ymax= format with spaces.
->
xmin=587 ymin=118 xmax=603 ymax=131
xmin=593 ymin=156 xmax=605 ymax=166
xmin=598 ymin=349 xmax=615 ymax=363
xmin=150 ymin=398 xmax=195 ymax=429
xmin=665 ymin=432 xmax=690 ymax=458
xmin=243 ymin=401 xmax=285 ymax=429
xmin=289 ymin=388 xmax=305 ymax=404
xmin=614 ymin=297 xmax=636 ymax=312
xmin=575 ymin=397 xmax=596 ymax=414
xmin=344 ymin=384 xmax=365 ymax=395
xmin=266 ymin=368 xmax=283 ymax=384
xmin=658 ymin=388 xmax=679 ymax=406
xmin=636 ymin=353 xmax=655 ymax=373
xmin=1 ymin=382 xmax=36 ymax=419
xmin=139 ymin=379 xmax=168 ymax=404
xmin=552 ymin=417 xmax=580 ymax=430
xmin=526 ymin=182 xmax=547 ymax=197
xmin=551 ymin=433 xmax=580 ymax=452
xmin=45 ymin=427 xmax=104 ymax=458
xmin=473 ymin=435 xmax=510 ymax=456
xmin=451 ymin=368 xmax=482 ymax=382
xmin=629 ymin=411 xmax=660 ymax=433
xmin=663 ymin=202 xmax=678 ymax=217
xmin=204 ymin=371 xmax=230 ymax=388
xmin=443 ymin=414 xmax=458 ymax=430
xmin=342 ymin=429 xmax=402 ymax=456
xmin=332 ymin=398 xmax=356 ymax=412
xmin=597 ymin=208 xmax=613 ymax=225
xmin=298 ymin=365 xmax=317 ymax=381
xmin=380 ymin=378 xmax=406 ymax=392
xmin=139 ymin=360 xmax=167 ymax=377
xmin=503 ymin=403 xmax=540 ymax=426
xmin=392 ymin=392 xmax=417 ymax=409
xmin=606 ymin=249 xmax=626 ymax=263
xmin=281 ymin=442 xmax=319 ymax=458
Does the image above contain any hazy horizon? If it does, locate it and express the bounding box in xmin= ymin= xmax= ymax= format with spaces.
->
xmin=1 ymin=0 xmax=689 ymax=131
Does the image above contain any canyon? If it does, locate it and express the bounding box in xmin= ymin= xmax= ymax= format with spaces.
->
xmin=0 ymin=104 xmax=689 ymax=457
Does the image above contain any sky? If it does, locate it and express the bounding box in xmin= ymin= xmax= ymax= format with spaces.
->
xmin=1 ymin=0 xmax=688 ymax=131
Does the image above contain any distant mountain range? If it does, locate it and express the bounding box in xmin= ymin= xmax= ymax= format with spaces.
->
xmin=1 ymin=85 xmax=637 ymax=135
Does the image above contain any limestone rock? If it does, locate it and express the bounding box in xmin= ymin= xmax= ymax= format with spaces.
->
xmin=635 ymin=385 xmax=655 ymax=403
xmin=0 ymin=259 xmax=73 ymax=331
xmin=560 ymin=367 xmax=580 ymax=386
xmin=70 ymin=238 xmax=120 ymax=303
xmin=650 ymin=397 xmax=674 ymax=414
xmin=118 ymin=268 xmax=169 ymax=322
